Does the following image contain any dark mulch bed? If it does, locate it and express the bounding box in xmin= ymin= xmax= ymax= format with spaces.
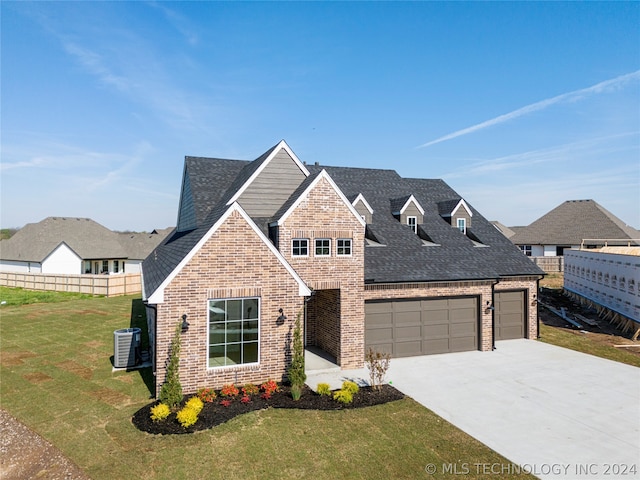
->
xmin=132 ymin=384 xmax=404 ymax=435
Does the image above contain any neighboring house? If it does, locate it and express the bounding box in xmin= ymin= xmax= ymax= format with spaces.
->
xmin=0 ymin=217 xmax=171 ymax=274
xmin=508 ymin=200 xmax=640 ymax=257
xmin=142 ymin=140 xmax=544 ymax=397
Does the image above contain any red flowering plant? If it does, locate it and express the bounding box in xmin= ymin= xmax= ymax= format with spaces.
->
xmin=220 ymin=383 xmax=239 ymax=397
xmin=260 ymin=379 xmax=279 ymax=400
xmin=242 ymin=383 xmax=259 ymax=397
xmin=195 ymin=387 xmax=217 ymax=403
xmin=240 ymin=395 xmax=251 ymax=404
xmin=220 ymin=399 xmax=232 ymax=407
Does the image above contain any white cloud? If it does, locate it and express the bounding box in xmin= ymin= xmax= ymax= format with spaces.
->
xmin=418 ymin=70 xmax=640 ymax=149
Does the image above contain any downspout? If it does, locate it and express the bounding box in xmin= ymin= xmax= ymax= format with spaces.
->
xmin=536 ymin=275 xmax=543 ymax=339
xmin=490 ymin=278 xmax=499 ymax=351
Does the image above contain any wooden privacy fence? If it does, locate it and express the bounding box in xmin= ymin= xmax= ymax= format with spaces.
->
xmin=530 ymin=256 xmax=564 ymax=273
xmin=0 ymin=272 xmax=141 ymax=297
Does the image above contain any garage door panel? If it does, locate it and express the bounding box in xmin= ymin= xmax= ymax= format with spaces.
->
xmin=424 ymin=323 xmax=450 ymax=337
xmin=395 ymin=311 xmax=422 ymax=325
xmin=423 ymin=310 xmax=449 ymax=324
xmin=422 ymin=338 xmax=451 ymax=354
xmin=366 ymin=311 xmax=393 ymax=327
xmin=366 ymin=296 xmax=478 ymax=357
xmin=395 ymin=340 xmax=423 ymax=357
xmin=365 ymin=327 xmax=393 ymax=343
xmin=495 ymin=291 xmax=525 ymax=341
xmin=393 ymin=301 xmax=421 ymax=313
xmin=421 ymin=299 xmax=448 ymax=310
xmin=450 ymin=322 xmax=476 ymax=336
xmin=396 ymin=325 xmax=422 ymax=340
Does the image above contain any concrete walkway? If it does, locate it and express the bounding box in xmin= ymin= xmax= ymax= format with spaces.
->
xmin=307 ymin=340 xmax=640 ymax=479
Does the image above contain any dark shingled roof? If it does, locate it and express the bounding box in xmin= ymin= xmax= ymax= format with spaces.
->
xmin=143 ymin=147 xmax=544 ymax=299
xmin=510 ymin=200 xmax=640 ymax=246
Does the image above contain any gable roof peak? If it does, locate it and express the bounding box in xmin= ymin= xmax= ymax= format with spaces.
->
xmin=391 ymin=194 xmax=424 ymax=215
xmin=225 ymin=140 xmax=310 ymax=206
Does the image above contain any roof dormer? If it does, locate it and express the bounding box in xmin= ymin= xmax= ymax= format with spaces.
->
xmin=438 ymin=198 xmax=472 ymax=233
xmin=351 ymin=193 xmax=374 ymax=224
xmin=391 ymin=194 xmax=424 ymax=233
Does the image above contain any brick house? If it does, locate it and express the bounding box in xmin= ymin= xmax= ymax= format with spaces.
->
xmin=142 ymin=141 xmax=544 ymax=396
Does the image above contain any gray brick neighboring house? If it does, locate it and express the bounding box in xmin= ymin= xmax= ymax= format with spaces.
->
xmin=508 ymin=200 xmax=640 ymax=257
xmin=142 ymin=140 xmax=544 ymax=396
xmin=0 ymin=217 xmax=172 ymax=275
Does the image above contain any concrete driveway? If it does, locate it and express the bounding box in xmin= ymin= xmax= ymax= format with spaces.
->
xmin=308 ymin=339 xmax=640 ymax=479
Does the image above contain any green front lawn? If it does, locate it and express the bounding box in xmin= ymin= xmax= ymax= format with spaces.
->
xmin=0 ymin=290 xmax=532 ymax=479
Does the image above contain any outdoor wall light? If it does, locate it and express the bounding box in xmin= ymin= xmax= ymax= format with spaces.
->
xmin=181 ymin=313 xmax=190 ymax=332
xmin=531 ymin=294 xmax=538 ymax=306
xmin=277 ymin=308 xmax=287 ymax=325
xmin=485 ymin=301 xmax=494 ymax=312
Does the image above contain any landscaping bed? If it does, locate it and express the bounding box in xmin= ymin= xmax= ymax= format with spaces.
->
xmin=133 ymin=383 xmax=404 ymax=435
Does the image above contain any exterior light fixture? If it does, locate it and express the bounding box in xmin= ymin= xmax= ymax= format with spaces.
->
xmin=181 ymin=313 xmax=190 ymax=332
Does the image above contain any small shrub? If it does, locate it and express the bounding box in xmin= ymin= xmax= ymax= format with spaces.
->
xmin=342 ymin=380 xmax=360 ymax=395
xmin=316 ymin=383 xmax=332 ymax=396
xmin=196 ymin=387 xmax=217 ymax=403
xmin=150 ymin=403 xmax=171 ymax=422
xmin=333 ymin=389 xmax=353 ymax=404
xmin=220 ymin=399 xmax=232 ymax=407
xmin=240 ymin=395 xmax=251 ymax=404
xmin=260 ymin=379 xmax=279 ymax=396
xmin=261 ymin=392 xmax=272 ymax=400
xmin=365 ymin=347 xmax=391 ymax=391
xmin=176 ymin=406 xmax=199 ymax=428
xmin=185 ymin=396 xmax=204 ymax=414
xmin=220 ymin=383 xmax=239 ymax=397
xmin=290 ymin=384 xmax=302 ymax=401
xmin=242 ymin=383 xmax=259 ymax=396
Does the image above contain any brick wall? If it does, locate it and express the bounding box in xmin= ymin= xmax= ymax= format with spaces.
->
xmin=154 ymin=210 xmax=305 ymax=396
xmin=277 ymin=176 xmax=365 ymax=368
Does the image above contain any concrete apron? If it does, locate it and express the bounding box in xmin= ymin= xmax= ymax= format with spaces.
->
xmin=306 ymin=339 xmax=640 ymax=480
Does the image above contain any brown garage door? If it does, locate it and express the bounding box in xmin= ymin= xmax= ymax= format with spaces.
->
xmin=495 ymin=291 xmax=526 ymax=340
xmin=365 ymin=297 xmax=478 ymax=357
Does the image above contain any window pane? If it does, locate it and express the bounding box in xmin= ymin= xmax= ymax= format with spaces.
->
xmin=209 ymin=345 xmax=226 ymax=367
xmin=244 ymin=342 xmax=258 ymax=363
xmin=227 ymin=344 xmax=241 ymax=365
xmin=227 ymin=321 xmax=242 ymax=343
xmin=226 ymin=300 xmax=242 ymax=321
xmin=209 ymin=301 xmax=225 ymax=322
xmin=243 ymin=319 xmax=258 ymax=341
xmin=243 ymin=298 xmax=258 ymax=319
xmin=209 ymin=323 xmax=225 ymax=345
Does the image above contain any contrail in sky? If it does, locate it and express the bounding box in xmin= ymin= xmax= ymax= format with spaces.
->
xmin=417 ymin=70 xmax=640 ymax=149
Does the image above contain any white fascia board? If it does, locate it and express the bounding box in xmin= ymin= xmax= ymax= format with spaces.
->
xmin=273 ymin=170 xmax=367 ymax=228
xmin=451 ymin=199 xmax=473 ymax=217
xmin=353 ymin=193 xmax=374 ymax=214
xmin=226 ymin=140 xmax=310 ymax=206
xmin=147 ymin=203 xmax=311 ymax=304
xmin=400 ymin=194 xmax=425 ymax=215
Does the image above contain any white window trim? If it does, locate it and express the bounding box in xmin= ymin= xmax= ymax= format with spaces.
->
xmin=207 ymin=297 xmax=261 ymax=370
xmin=337 ymin=238 xmax=352 ymax=256
xmin=407 ymin=216 xmax=417 ymax=234
xmin=292 ymin=238 xmax=309 ymax=257
xmin=457 ymin=218 xmax=466 ymax=234
xmin=315 ymin=238 xmax=331 ymax=257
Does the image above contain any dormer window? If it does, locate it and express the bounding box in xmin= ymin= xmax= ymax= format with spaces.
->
xmin=457 ymin=218 xmax=466 ymax=234
xmin=407 ymin=216 xmax=417 ymax=234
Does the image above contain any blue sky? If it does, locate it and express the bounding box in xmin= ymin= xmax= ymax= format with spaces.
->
xmin=2 ymin=1 xmax=639 ymax=231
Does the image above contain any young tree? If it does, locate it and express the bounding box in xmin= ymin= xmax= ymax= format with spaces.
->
xmin=159 ymin=321 xmax=183 ymax=408
xmin=288 ymin=311 xmax=306 ymax=400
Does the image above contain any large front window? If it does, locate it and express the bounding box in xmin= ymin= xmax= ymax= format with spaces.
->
xmin=208 ymin=298 xmax=259 ymax=368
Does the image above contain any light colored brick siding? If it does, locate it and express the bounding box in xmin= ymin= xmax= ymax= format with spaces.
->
xmin=494 ymin=277 xmax=540 ymax=339
xmin=278 ymin=176 xmax=365 ymax=368
xmin=155 ymin=210 xmax=305 ymax=396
